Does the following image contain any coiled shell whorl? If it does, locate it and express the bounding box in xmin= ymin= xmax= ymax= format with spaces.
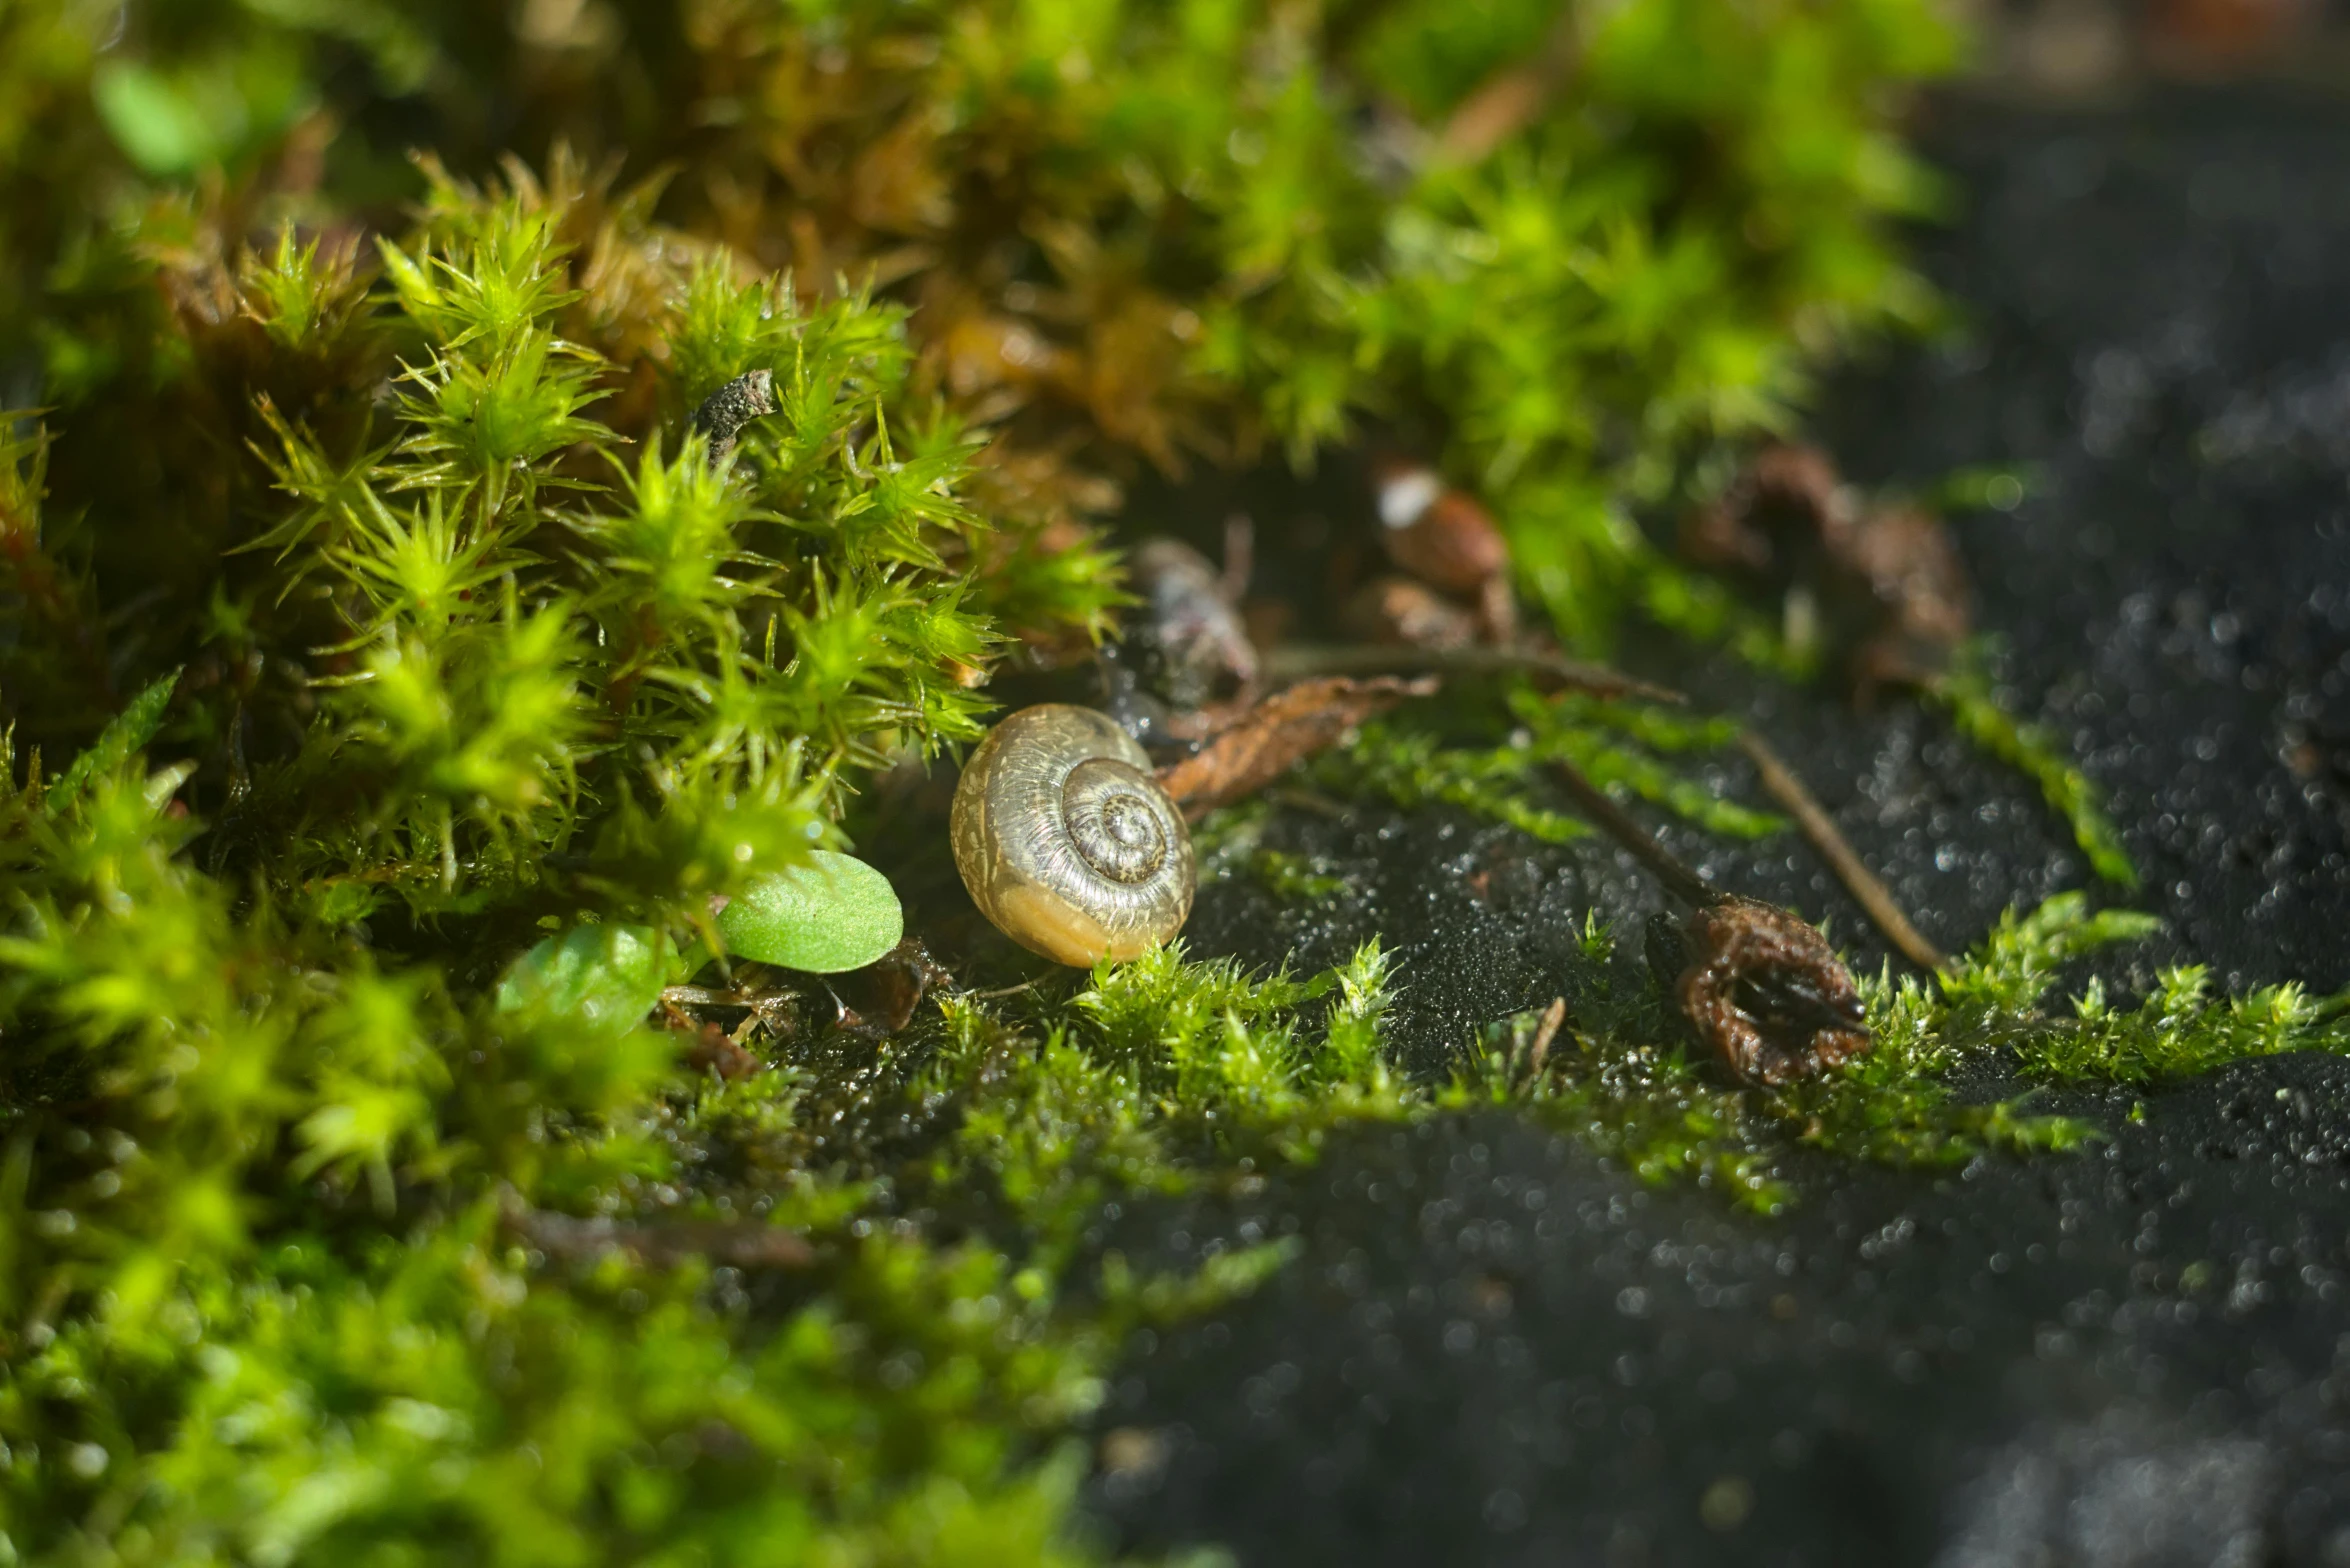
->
xmin=950 ymin=705 xmax=1196 ymax=966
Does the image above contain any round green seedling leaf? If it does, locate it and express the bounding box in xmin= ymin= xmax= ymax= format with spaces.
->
xmin=496 ymin=924 xmax=671 ymax=1034
xmin=718 ymin=851 xmax=904 ymax=973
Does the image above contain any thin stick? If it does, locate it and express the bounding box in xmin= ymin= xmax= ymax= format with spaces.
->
xmin=1549 ymin=757 xmax=1719 ymax=908
xmin=1736 ymin=729 xmax=1948 ymax=972
xmin=1221 ymin=512 xmax=1254 ymax=603
xmin=1526 ymin=996 xmax=1567 ymax=1076
xmin=961 ymin=979 xmax=1043 ymax=1001
xmin=1261 ymin=643 xmax=1685 ymax=705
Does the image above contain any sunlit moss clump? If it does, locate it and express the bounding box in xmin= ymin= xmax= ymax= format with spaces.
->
xmin=4 ymin=0 xmax=1958 ymax=656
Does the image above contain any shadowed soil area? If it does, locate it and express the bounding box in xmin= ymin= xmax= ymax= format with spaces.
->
xmin=1090 ymin=87 xmax=2350 ymax=1568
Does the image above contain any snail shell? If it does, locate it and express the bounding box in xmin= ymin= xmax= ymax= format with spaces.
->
xmin=951 ymin=704 xmax=1196 ymax=966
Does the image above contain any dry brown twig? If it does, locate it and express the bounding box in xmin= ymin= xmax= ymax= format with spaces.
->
xmin=1260 ymin=642 xmax=1684 ymax=706
xmin=1736 ymin=729 xmax=1948 ymax=971
xmin=1526 ymin=996 xmax=1568 ymax=1076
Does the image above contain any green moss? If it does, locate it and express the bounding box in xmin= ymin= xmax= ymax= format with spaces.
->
xmin=1436 ymin=911 xmax=2099 ymax=1219
xmin=1867 ymin=889 xmax=2350 ymax=1091
xmin=1936 ymin=892 xmax=2160 ymax=1014
xmin=1311 ymin=721 xmax=1594 ymax=843
xmin=0 ymin=657 xmax=2308 ymax=1564
xmin=1309 ymin=687 xmax=1785 ymax=846
xmin=2 ymin=0 xmax=1957 ymax=651
xmin=1932 ymin=645 xmax=2139 ymax=888
xmin=1244 ymin=850 xmax=1349 ymax=904
xmin=2024 ymin=968 xmax=2350 ymax=1086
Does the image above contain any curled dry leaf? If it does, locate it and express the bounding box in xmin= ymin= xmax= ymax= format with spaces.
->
xmin=1842 ymin=503 xmax=1971 ymax=691
xmin=1555 ymin=753 xmax=1876 ymax=1086
xmin=1675 ymin=894 xmax=1872 ymax=1088
xmin=1156 ymin=674 xmax=1439 ymax=819
xmin=1680 ymin=443 xmax=1855 ymax=574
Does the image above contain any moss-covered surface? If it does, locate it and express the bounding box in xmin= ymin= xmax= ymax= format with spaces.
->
xmin=0 ymin=4 xmax=2339 ymax=1564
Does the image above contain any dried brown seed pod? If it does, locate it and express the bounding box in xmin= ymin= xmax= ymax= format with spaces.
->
xmin=1550 ymin=756 xmax=1873 ymax=1086
xmin=951 ymin=704 xmax=1196 ymax=966
xmin=1675 ymin=895 xmax=1871 ymax=1087
xmin=1372 ymin=460 xmax=1511 ymax=595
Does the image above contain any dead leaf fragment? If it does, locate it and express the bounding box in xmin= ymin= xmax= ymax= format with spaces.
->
xmin=1156 ymin=675 xmax=1438 ymax=818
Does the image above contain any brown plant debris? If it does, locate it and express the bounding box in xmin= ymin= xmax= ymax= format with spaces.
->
xmin=1550 ymin=755 xmax=1872 ymax=1086
xmin=1674 ymin=895 xmax=1873 ymax=1088
xmin=1682 ymin=442 xmax=1970 ymax=693
xmin=503 ymin=1199 xmax=817 ymax=1271
xmin=662 ymin=964 xmax=803 ymax=1043
xmin=1260 ymin=643 xmax=1683 ymax=705
xmin=831 ymin=937 xmax=955 ymax=1037
xmin=1527 ymin=995 xmax=1568 ymax=1076
xmin=1344 ymin=576 xmax=1484 ymax=652
xmin=689 ymin=368 xmax=780 ymax=465
xmin=678 ymin=1020 xmax=766 ymax=1082
xmin=1372 ymin=458 xmax=1511 ymax=595
xmin=1157 ymin=675 xmax=1439 ymax=818
xmin=1436 ymin=4 xmax=1591 ymax=164
xmin=1367 ymin=458 xmax=1519 ymax=641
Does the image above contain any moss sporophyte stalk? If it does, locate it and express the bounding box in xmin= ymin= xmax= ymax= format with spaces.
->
xmin=0 ymin=1 xmax=2319 ymax=1562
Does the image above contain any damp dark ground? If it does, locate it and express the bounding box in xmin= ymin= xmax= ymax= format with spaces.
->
xmin=1084 ymin=89 xmax=2350 ymax=1567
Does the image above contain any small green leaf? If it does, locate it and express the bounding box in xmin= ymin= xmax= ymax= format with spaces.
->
xmin=496 ymin=924 xmax=671 ymax=1034
xmin=718 ymin=851 xmax=903 ymax=973
xmin=47 ymin=666 xmax=182 ymax=813
xmin=92 ymin=62 xmax=221 ymax=177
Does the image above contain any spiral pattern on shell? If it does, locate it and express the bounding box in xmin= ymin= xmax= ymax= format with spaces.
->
xmin=950 ymin=705 xmax=1196 ymax=966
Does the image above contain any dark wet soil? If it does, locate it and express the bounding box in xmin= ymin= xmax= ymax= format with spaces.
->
xmin=1088 ymin=88 xmax=2350 ymax=1566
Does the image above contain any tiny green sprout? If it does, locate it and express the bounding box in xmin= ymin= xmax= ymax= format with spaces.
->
xmin=496 ymin=924 xmax=674 ymax=1033
xmin=44 ymin=665 xmax=180 ymax=812
xmin=1921 ymin=464 xmax=2038 ymax=514
xmin=717 ymin=850 xmax=904 ymax=972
